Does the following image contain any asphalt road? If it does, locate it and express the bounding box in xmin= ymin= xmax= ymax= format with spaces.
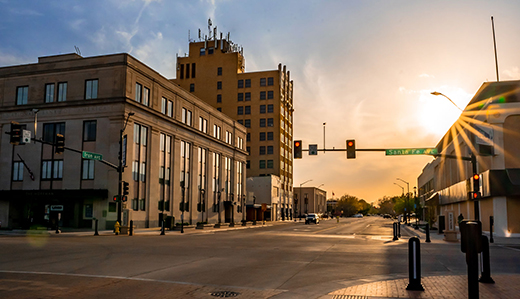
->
xmin=1 ymin=216 xmax=519 ymax=298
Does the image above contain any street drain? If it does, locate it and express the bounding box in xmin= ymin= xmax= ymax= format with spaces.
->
xmin=210 ymin=291 xmax=240 ymax=297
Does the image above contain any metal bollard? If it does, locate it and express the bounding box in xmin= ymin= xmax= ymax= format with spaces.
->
xmin=425 ymin=223 xmax=431 ymax=243
xmin=460 ymin=221 xmax=482 ymax=299
xmin=406 ymin=237 xmax=424 ymax=291
xmin=94 ymin=219 xmax=99 ymax=236
xmin=393 ymin=222 xmax=398 ymax=241
xmin=479 ymin=235 xmax=495 ymax=284
xmin=398 ymin=222 xmax=401 ymax=238
xmin=160 ymin=219 xmax=165 ymax=235
xmin=129 ymin=220 xmax=134 ymax=236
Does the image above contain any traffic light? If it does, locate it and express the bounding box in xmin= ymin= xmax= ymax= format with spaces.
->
xmin=122 ymin=196 xmax=128 ymax=202
xmin=346 ymin=139 xmax=356 ymax=159
xmin=294 ymin=140 xmax=302 ymax=159
xmin=122 ymin=181 xmax=129 ymax=196
xmin=472 ymin=173 xmax=480 ymax=192
xmin=10 ymin=122 xmax=22 ymax=145
xmin=468 ymin=191 xmax=481 ymax=200
xmin=55 ymin=134 xmax=65 ymax=154
xmin=113 ymin=195 xmax=120 ymax=202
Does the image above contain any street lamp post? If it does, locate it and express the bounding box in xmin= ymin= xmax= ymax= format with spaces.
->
xmin=299 ymin=179 xmax=312 ymax=220
xmin=394 ymin=183 xmax=404 ymax=195
xmin=118 ymin=112 xmax=134 ymax=225
xmin=397 ymin=178 xmax=410 ymax=224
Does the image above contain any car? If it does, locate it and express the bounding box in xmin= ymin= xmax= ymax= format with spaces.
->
xmin=305 ymin=213 xmax=320 ymax=224
xmin=352 ymin=213 xmax=363 ymax=218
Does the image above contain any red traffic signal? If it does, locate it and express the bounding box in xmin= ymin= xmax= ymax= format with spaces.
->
xmin=294 ymin=140 xmax=302 ymax=159
xmin=113 ymin=195 xmax=120 ymax=202
xmin=10 ymin=122 xmax=22 ymax=145
xmin=346 ymin=139 xmax=356 ymax=159
xmin=55 ymin=134 xmax=65 ymax=154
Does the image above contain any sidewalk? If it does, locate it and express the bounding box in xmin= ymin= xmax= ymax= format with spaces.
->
xmin=321 ymin=222 xmax=520 ymax=299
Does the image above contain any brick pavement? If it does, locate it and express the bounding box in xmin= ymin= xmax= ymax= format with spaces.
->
xmin=326 ymin=274 xmax=520 ymax=299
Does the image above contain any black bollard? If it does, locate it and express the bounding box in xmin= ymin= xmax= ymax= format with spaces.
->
xmin=479 ymin=235 xmax=495 ymax=284
xmin=160 ymin=219 xmax=165 ymax=235
xmin=129 ymin=220 xmax=134 ymax=236
xmin=393 ymin=222 xmax=398 ymax=241
xmin=489 ymin=216 xmax=494 ymax=244
xmin=460 ymin=221 xmax=482 ymax=299
xmin=425 ymin=223 xmax=431 ymax=243
xmin=398 ymin=222 xmax=401 ymax=238
xmin=406 ymin=237 xmax=424 ymax=291
xmin=94 ymin=219 xmax=99 ymax=236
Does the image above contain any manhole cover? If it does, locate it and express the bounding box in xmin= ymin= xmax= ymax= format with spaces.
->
xmin=210 ymin=291 xmax=240 ymax=297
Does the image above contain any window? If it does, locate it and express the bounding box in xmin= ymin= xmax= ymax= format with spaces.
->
xmin=268 ymin=77 xmax=274 ymax=86
xmin=12 ymin=161 xmax=23 ymax=181
xmin=212 ymin=152 xmax=221 ymax=212
xmin=42 ymin=160 xmax=63 ymax=180
xmin=217 ymin=81 xmax=222 ymax=90
xmin=260 ymin=160 xmax=266 ymax=169
xmin=45 ymin=83 xmax=55 ymax=103
xmin=238 ymin=93 xmax=244 ymax=101
xmin=217 ymin=94 xmax=222 ymax=103
xmin=208 ymin=47 xmax=214 ymax=55
xmin=167 ymin=100 xmax=173 ymax=117
xmin=267 ymin=132 xmax=274 ymax=140
xmin=180 ymin=64 xmax=185 ymax=79
xmin=267 ymin=118 xmax=274 ymax=127
xmin=245 ymin=92 xmax=251 ymax=101
xmin=244 ymin=119 xmax=251 ymax=128
xmin=135 ymin=83 xmax=142 ymax=103
xmin=161 ymin=97 xmax=167 ymax=114
xmin=217 ymin=108 xmax=221 ymax=112
xmin=260 ymin=105 xmax=266 ymax=114
xmin=245 ymin=79 xmax=251 ymax=88
xmin=260 ymin=78 xmax=266 ymax=86
xmin=200 ymin=48 xmax=206 ymax=56
xmin=186 ymin=63 xmax=190 ymax=79
xmin=267 ymin=160 xmax=274 ymax=168
xmin=237 ymin=137 xmax=244 ymax=149
xmin=226 ymin=131 xmax=233 ymax=144
xmin=246 ymin=160 xmax=250 ymax=169
xmin=268 ymin=91 xmax=274 ymax=99
xmin=143 ymin=87 xmax=150 ymax=106
xmin=260 ymin=132 xmax=266 ymax=141
xmin=85 ymin=79 xmax=98 ymax=99
xmin=246 ymin=133 xmax=250 ymax=142
xmin=192 ymin=63 xmax=196 ymax=78
xmin=237 ymin=120 xmax=243 ymax=125
xmin=213 ymin=125 xmax=221 ymax=139
xmin=140 ymin=162 xmax=146 ymax=182
xmin=217 ymin=67 xmax=222 ymax=76
xmin=182 ymin=108 xmax=192 ymax=125
xmin=260 ymin=119 xmax=266 ymax=127
xmin=58 ymin=82 xmax=67 ymax=102
xmin=132 ymin=161 xmax=139 ymax=181
xmin=16 ymin=86 xmax=28 ymax=105
xmin=267 ymin=146 xmax=274 ymax=154
xmin=190 ymin=83 xmax=195 ymax=92
xmin=82 ymin=159 xmax=95 ymax=180
xmin=260 ymin=91 xmax=266 ymax=100
xmin=83 ymin=120 xmax=97 ymax=141
xmin=180 ymin=140 xmax=191 ymax=211
xmin=43 ymin=123 xmax=65 ymax=143
xmin=199 ymin=117 xmax=208 ymax=133
xmin=245 ymin=106 xmax=251 ymax=115
xmin=268 ymin=104 xmax=274 ymax=113
xmin=247 ymin=146 xmax=250 ymax=153
xmin=260 ymin=146 xmax=266 ymax=155
xmin=237 ymin=106 xmax=244 ymax=115
xmin=139 ymin=198 xmax=146 ymax=211
xmin=238 ymin=80 xmax=244 ymax=88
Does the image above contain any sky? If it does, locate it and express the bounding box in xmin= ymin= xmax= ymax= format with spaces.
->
xmin=1 ymin=0 xmax=520 ymax=204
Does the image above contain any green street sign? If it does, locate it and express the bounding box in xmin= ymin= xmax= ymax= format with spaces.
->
xmin=82 ymin=151 xmax=103 ymax=161
xmin=385 ymin=148 xmax=438 ymax=156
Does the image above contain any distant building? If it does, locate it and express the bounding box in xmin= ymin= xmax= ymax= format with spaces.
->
xmin=246 ymin=175 xmax=282 ymax=221
xmin=172 ymin=22 xmax=295 ymax=220
xmin=0 ymin=53 xmax=247 ymax=230
xmin=293 ymin=187 xmax=327 ymax=217
xmin=418 ymin=80 xmax=520 ymax=237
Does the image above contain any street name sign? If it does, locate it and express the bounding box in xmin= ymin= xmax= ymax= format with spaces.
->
xmin=82 ymin=151 xmax=103 ymax=161
xmin=385 ymin=148 xmax=438 ymax=156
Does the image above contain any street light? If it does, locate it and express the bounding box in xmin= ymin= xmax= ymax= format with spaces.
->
xmin=317 ymin=184 xmax=324 ymax=189
xmin=397 ymin=178 xmax=410 ymax=224
xmin=430 ymin=91 xmax=464 ymax=112
xmin=299 ymin=179 xmax=312 ymax=219
xmin=394 ymin=183 xmax=404 ymax=195
xmin=118 ymin=112 xmax=134 ymax=225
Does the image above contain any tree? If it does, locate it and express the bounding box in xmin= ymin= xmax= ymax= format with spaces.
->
xmin=336 ymin=194 xmax=362 ymax=216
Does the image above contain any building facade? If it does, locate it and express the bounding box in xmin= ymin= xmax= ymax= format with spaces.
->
xmin=418 ymin=80 xmax=520 ymax=237
xmin=0 ymin=53 xmax=247 ymax=230
xmin=172 ymin=24 xmax=295 ymax=220
xmin=246 ymin=175 xmax=283 ymax=221
xmin=293 ymin=187 xmax=327 ymax=217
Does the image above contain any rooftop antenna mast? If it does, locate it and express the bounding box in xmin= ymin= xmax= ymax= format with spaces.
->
xmin=491 ymin=16 xmax=500 ymax=82
xmin=208 ymin=18 xmax=212 ymax=40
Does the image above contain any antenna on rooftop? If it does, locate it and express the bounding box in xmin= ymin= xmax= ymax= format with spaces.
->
xmin=208 ymin=18 xmax=212 ymax=40
xmin=74 ymin=46 xmax=81 ymax=56
xmin=491 ymin=16 xmax=500 ymax=82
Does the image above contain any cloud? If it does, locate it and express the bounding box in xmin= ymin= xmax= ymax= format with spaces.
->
xmin=419 ymin=73 xmax=435 ymax=78
xmin=0 ymin=50 xmax=30 ymax=66
xmin=503 ymin=67 xmax=520 ymax=80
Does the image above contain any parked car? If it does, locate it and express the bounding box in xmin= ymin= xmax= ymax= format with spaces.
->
xmin=305 ymin=213 xmax=320 ymax=224
xmin=352 ymin=213 xmax=363 ymax=218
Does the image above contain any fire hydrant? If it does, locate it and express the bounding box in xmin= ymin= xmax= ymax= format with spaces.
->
xmin=114 ymin=221 xmax=120 ymax=235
